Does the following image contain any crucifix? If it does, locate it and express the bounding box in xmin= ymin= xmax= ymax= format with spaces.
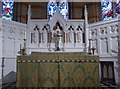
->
xmin=54 ymin=31 xmax=62 ymax=51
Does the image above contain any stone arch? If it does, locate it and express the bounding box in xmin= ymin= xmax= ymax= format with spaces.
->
xmin=41 ymin=25 xmax=48 ymax=43
xmin=48 ymin=10 xmax=67 ymax=30
xmin=67 ymin=24 xmax=75 ymax=31
xmin=53 ymin=21 xmax=63 ymax=31
xmin=76 ymin=25 xmax=83 ymax=31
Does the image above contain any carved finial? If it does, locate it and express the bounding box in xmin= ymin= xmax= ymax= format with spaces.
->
xmin=84 ymin=5 xmax=88 ymax=25
xmin=27 ymin=5 xmax=31 ymax=24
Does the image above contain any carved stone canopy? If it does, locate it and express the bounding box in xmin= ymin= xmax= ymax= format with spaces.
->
xmin=42 ymin=26 xmax=48 ymax=31
xmin=53 ymin=22 xmax=63 ymax=30
xmin=68 ymin=26 xmax=74 ymax=31
xmin=76 ymin=26 xmax=82 ymax=31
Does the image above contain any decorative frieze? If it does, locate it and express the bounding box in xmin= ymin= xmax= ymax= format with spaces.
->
xmin=17 ymin=59 xmax=99 ymax=63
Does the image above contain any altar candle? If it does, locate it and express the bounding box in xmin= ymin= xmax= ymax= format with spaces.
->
xmin=20 ymin=44 xmax=21 ymax=50
xmin=24 ymin=31 xmax=26 ymax=39
xmin=92 ymin=39 xmax=94 ymax=48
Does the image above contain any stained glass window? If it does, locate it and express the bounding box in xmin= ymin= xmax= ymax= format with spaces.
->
xmin=116 ymin=0 xmax=120 ymax=16
xmin=2 ymin=0 xmax=14 ymax=20
xmin=59 ymin=0 xmax=69 ymax=20
xmin=47 ymin=0 xmax=57 ymax=19
xmin=48 ymin=0 xmax=69 ymax=20
xmin=101 ymin=0 xmax=113 ymax=21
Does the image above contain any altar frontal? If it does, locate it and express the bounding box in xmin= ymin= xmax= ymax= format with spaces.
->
xmin=17 ymin=52 xmax=99 ymax=88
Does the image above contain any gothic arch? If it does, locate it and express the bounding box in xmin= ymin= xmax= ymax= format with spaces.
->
xmin=76 ymin=25 xmax=83 ymax=32
xmin=53 ymin=22 xmax=63 ymax=31
xmin=49 ymin=17 xmax=66 ymax=31
xmin=67 ymin=24 xmax=75 ymax=31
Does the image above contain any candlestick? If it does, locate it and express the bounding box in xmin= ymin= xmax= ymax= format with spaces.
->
xmin=24 ymin=31 xmax=26 ymax=39
xmin=88 ymin=39 xmax=92 ymax=55
xmin=92 ymin=39 xmax=94 ymax=48
xmin=20 ymin=44 xmax=21 ymax=54
xmin=91 ymin=47 xmax=96 ymax=55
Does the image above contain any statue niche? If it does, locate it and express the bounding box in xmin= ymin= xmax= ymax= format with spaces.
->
xmin=76 ymin=26 xmax=83 ymax=43
xmin=68 ymin=26 xmax=74 ymax=43
xmin=41 ymin=26 xmax=48 ymax=43
xmin=53 ymin=22 xmax=63 ymax=51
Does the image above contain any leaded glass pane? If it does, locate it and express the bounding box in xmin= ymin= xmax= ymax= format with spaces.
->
xmin=2 ymin=0 xmax=14 ymax=20
xmin=101 ymin=0 xmax=113 ymax=21
xmin=116 ymin=0 xmax=120 ymax=16
xmin=47 ymin=0 xmax=57 ymax=19
xmin=59 ymin=0 xmax=69 ymax=20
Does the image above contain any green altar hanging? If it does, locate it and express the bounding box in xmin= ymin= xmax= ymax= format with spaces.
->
xmin=17 ymin=52 xmax=100 ymax=88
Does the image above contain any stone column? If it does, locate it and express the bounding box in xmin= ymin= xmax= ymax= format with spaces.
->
xmin=118 ymin=16 xmax=120 ymax=87
xmin=0 ymin=18 xmax=2 ymax=88
xmin=26 ymin=5 xmax=31 ymax=50
xmin=84 ymin=5 xmax=89 ymax=54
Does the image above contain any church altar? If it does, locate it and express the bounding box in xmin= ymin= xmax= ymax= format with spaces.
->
xmin=17 ymin=52 xmax=99 ymax=88
xmin=17 ymin=5 xmax=100 ymax=88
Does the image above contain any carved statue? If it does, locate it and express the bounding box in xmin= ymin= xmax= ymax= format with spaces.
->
xmin=55 ymin=31 xmax=60 ymax=51
xmin=76 ymin=28 xmax=82 ymax=43
xmin=76 ymin=26 xmax=82 ymax=43
xmin=31 ymin=32 xmax=36 ymax=43
xmin=42 ymin=27 xmax=48 ymax=43
xmin=54 ymin=26 xmax=63 ymax=51
xmin=68 ymin=27 xmax=74 ymax=43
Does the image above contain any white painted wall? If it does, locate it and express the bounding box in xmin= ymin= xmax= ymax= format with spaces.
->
xmin=88 ymin=17 xmax=119 ymax=84
xmin=1 ymin=19 xmax=26 ymax=76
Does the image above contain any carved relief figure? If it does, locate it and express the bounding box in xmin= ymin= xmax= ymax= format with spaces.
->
xmin=53 ymin=26 xmax=63 ymax=50
xmin=56 ymin=26 xmax=63 ymax=43
xmin=52 ymin=22 xmax=63 ymax=51
xmin=55 ymin=31 xmax=61 ymax=51
xmin=42 ymin=26 xmax=48 ymax=43
xmin=68 ymin=26 xmax=74 ymax=43
xmin=31 ymin=32 xmax=36 ymax=43
xmin=76 ymin=26 xmax=82 ymax=43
